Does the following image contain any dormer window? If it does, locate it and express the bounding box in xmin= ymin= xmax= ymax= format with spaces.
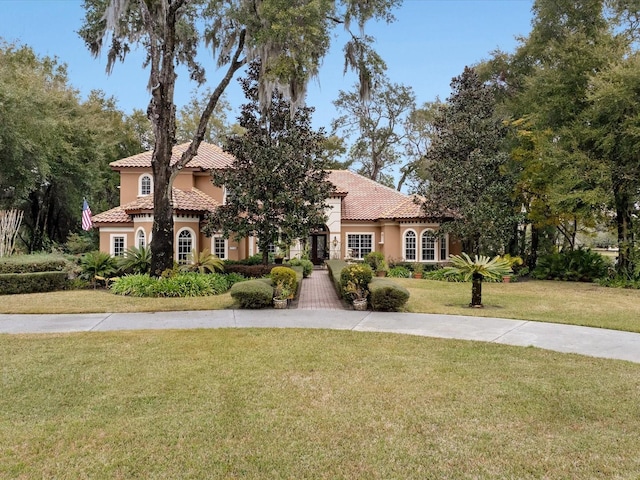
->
xmin=140 ymin=174 xmax=152 ymax=196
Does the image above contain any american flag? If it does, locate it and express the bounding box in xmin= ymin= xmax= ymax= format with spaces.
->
xmin=82 ymin=199 xmax=93 ymax=231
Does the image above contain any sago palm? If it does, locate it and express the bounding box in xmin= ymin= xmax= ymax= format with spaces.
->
xmin=442 ymin=253 xmax=512 ymax=307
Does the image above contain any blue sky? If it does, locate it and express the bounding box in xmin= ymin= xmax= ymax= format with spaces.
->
xmin=2 ymin=0 xmax=534 ymax=131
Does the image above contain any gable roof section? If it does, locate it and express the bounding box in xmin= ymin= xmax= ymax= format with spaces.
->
xmin=92 ymin=188 xmax=220 ymax=225
xmin=110 ymin=142 xmax=235 ymax=170
xmin=327 ymin=170 xmax=426 ymax=221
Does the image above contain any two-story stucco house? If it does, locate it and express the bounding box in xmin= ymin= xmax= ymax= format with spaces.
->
xmin=92 ymin=142 xmax=460 ymax=265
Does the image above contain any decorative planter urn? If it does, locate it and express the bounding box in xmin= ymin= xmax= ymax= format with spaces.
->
xmin=273 ymin=298 xmax=288 ymax=309
xmin=352 ymin=299 xmax=368 ymax=311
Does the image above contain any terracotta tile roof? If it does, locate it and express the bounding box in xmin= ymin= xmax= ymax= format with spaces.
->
xmin=327 ymin=170 xmax=427 ymax=221
xmin=92 ymin=188 xmax=220 ymax=225
xmin=92 ymin=206 xmax=131 ymax=225
xmin=110 ymin=142 xmax=235 ymax=170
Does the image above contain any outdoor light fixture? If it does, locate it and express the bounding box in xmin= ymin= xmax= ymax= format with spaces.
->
xmin=332 ymin=236 xmax=338 ymax=248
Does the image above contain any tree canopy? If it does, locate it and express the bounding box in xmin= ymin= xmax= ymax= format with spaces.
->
xmin=204 ymin=63 xmax=333 ymax=264
xmin=80 ymin=0 xmax=402 ymax=275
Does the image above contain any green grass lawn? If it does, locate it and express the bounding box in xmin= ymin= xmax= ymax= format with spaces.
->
xmin=396 ymin=278 xmax=640 ymax=333
xmin=2 ymin=278 xmax=640 ymax=332
xmin=1 ymin=329 xmax=639 ymax=479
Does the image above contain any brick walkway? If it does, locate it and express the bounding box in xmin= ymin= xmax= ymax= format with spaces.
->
xmin=295 ymin=267 xmax=347 ymax=310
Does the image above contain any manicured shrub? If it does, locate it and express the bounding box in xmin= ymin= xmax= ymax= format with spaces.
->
xmin=369 ymin=278 xmax=410 ymax=311
xmin=364 ymin=251 xmax=387 ymax=273
xmin=270 ymin=266 xmax=297 ymax=293
xmin=230 ymin=279 xmax=274 ymax=309
xmin=326 ymin=260 xmax=349 ymax=298
xmin=532 ymin=248 xmax=610 ymax=282
xmin=224 ymin=264 xmax=275 ymax=278
xmin=0 ymin=253 xmax=69 ymax=274
xmin=0 ymin=271 xmax=68 ymax=295
xmin=289 ymin=258 xmax=314 ymax=277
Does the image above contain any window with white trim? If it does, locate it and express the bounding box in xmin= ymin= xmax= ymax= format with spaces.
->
xmin=404 ymin=230 xmax=417 ymax=261
xmin=136 ymin=229 xmax=146 ymax=249
xmin=112 ymin=236 xmax=126 ymax=257
xmin=440 ymin=235 xmax=448 ymax=261
xmin=213 ymin=236 xmax=227 ymax=260
xmin=421 ymin=231 xmax=436 ymax=261
xmin=177 ymin=229 xmax=193 ymax=264
xmin=140 ymin=174 xmax=152 ymax=196
xmin=347 ymin=234 xmax=373 ymax=259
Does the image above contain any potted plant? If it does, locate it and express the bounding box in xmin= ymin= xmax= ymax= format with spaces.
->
xmin=345 ymin=280 xmax=368 ymax=311
xmin=273 ymin=280 xmax=290 ymax=309
xmin=412 ymin=262 xmax=424 ymax=279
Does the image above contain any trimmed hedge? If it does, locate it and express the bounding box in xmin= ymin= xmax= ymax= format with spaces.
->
xmin=369 ymin=278 xmax=410 ymax=312
xmin=0 ymin=271 xmax=68 ymax=295
xmin=224 ymin=264 xmax=278 ymax=278
xmin=230 ymin=279 xmax=274 ymax=309
xmin=326 ymin=260 xmax=349 ymax=298
xmin=0 ymin=253 xmax=69 ymax=274
xmin=270 ymin=266 xmax=297 ymax=293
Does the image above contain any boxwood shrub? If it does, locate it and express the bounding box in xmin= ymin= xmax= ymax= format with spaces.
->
xmin=230 ymin=279 xmax=274 ymax=309
xmin=0 ymin=271 xmax=68 ymax=295
xmin=0 ymin=253 xmax=70 ymax=274
xmin=325 ymin=260 xmax=349 ymax=298
xmin=369 ymin=278 xmax=410 ymax=312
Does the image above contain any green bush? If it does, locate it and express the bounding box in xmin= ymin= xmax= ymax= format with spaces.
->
xmin=0 ymin=253 xmax=69 ymax=274
xmin=230 ymin=279 xmax=274 ymax=309
xmin=64 ymin=232 xmax=96 ymax=254
xmin=388 ymin=266 xmax=411 ymax=278
xmin=340 ymin=263 xmax=373 ymax=299
xmin=289 ymin=258 xmax=314 ymax=277
xmin=0 ymin=271 xmax=68 ymax=295
xmin=425 ymin=267 xmax=465 ymax=282
xmin=364 ymin=251 xmax=387 ymax=272
xmin=270 ymin=266 xmax=297 ymax=293
xmin=80 ymin=251 xmax=118 ymax=283
xmin=224 ymin=272 xmax=247 ymax=287
xmin=110 ymin=272 xmax=231 ymax=297
xmin=369 ymin=278 xmax=410 ymax=311
xmin=532 ymin=248 xmax=610 ymax=282
xmin=117 ymin=246 xmax=152 ymax=275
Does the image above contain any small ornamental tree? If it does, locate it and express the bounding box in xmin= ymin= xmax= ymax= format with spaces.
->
xmin=442 ymin=253 xmax=512 ymax=307
xmin=204 ymin=63 xmax=334 ymax=265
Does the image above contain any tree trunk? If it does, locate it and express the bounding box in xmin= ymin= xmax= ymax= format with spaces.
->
xmin=471 ymin=272 xmax=483 ymax=307
xmin=530 ymin=225 xmax=540 ymax=270
xmin=150 ymin=143 xmax=176 ymax=276
xmin=613 ymin=183 xmax=634 ymax=274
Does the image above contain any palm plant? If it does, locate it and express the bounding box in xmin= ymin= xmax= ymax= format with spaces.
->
xmin=80 ymin=250 xmax=118 ymax=287
xmin=182 ymin=249 xmax=224 ymax=274
xmin=117 ymin=246 xmax=152 ymax=274
xmin=442 ymin=253 xmax=512 ymax=307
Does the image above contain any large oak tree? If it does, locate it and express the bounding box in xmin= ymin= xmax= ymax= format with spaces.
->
xmin=80 ymin=0 xmax=400 ymax=275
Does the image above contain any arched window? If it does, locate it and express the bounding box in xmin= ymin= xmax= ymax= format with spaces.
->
xmin=177 ymin=229 xmax=193 ymax=264
xmin=140 ymin=174 xmax=152 ymax=196
xmin=421 ymin=231 xmax=436 ymax=261
xmin=136 ymin=229 xmax=146 ymax=249
xmin=404 ymin=230 xmax=417 ymax=261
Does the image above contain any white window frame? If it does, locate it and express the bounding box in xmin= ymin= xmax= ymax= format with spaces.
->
xmin=346 ymin=232 xmax=374 ymax=260
xmin=403 ymin=229 xmax=417 ymax=261
xmin=421 ymin=229 xmax=436 ymax=262
xmin=110 ymin=234 xmax=127 ymax=257
xmin=211 ymin=235 xmax=228 ymax=260
xmin=136 ymin=228 xmax=146 ymax=249
xmin=176 ymin=227 xmax=196 ymax=264
xmin=139 ymin=174 xmax=153 ymax=196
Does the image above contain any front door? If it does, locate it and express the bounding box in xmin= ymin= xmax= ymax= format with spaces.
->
xmin=308 ymin=225 xmax=329 ymax=265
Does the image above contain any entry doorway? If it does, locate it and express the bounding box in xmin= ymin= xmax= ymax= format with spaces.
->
xmin=308 ymin=225 xmax=329 ymax=265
